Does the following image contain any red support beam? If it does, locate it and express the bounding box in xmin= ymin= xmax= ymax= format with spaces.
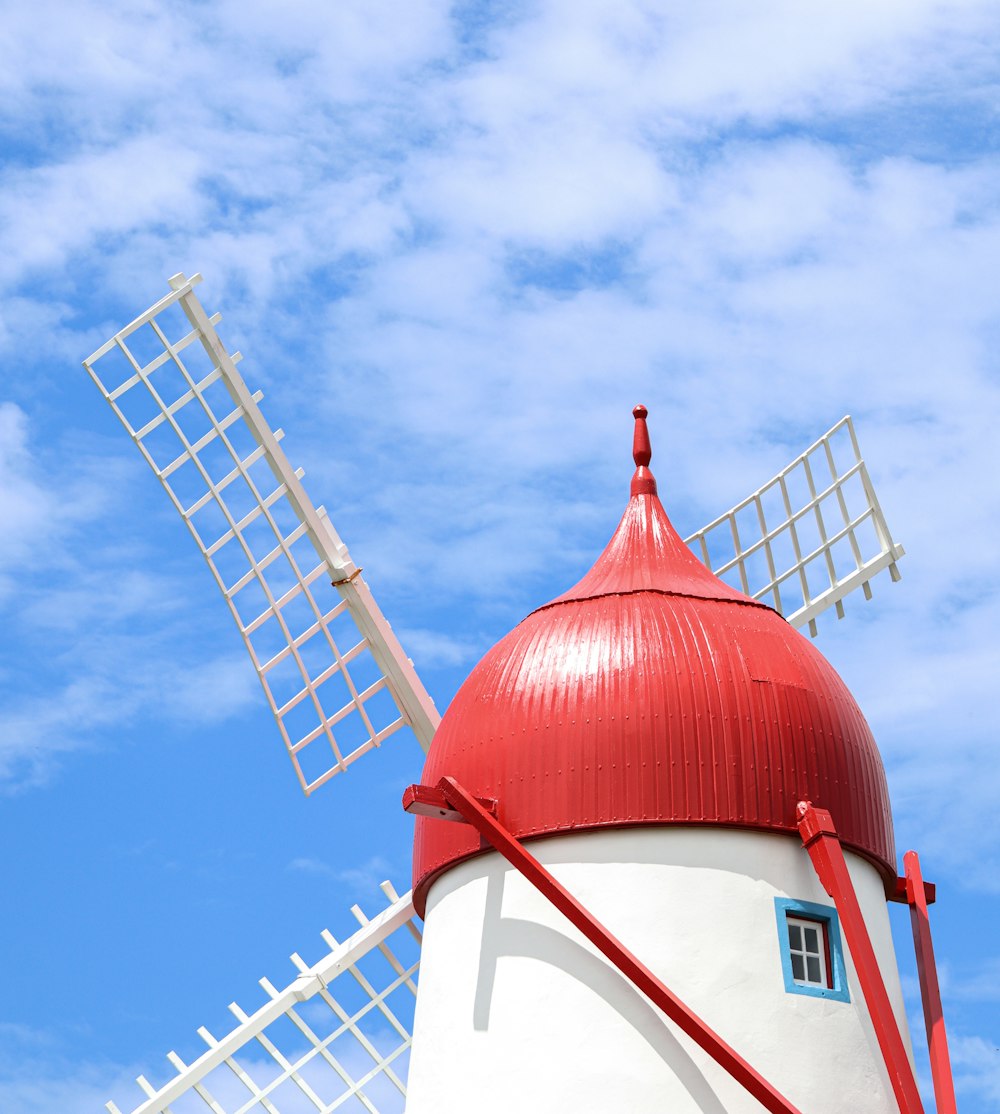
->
xmin=904 ymin=850 xmax=958 ymax=1114
xmin=410 ymin=777 xmax=804 ymax=1114
xmin=796 ymin=801 xmax=925 ymax=1114
xmin=889 ymin=874 xmax=936 ymax=907
xmin=402 ymin=782 xmax=496 ymax=822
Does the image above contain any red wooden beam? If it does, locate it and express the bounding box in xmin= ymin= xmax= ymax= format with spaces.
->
xmin=889 ymin=874 xmax=936 ymax=906
xmin=402 ymin=782 xmax=496 ymax=822
xmin=410 ymin=777 xmax=804 ymax=1114
xmin=904 ymin=850 xmax=957 ymax=1114
xmin=796 ymin=801 xmax=925 ymax=1114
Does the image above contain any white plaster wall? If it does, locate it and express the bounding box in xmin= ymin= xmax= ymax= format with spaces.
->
xmin=405 ymin=827 xmax=913 ymax=1114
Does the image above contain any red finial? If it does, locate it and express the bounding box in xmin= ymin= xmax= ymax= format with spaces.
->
xmin=632 ymin=405 xmax=651 ymax=467
xmin=631 ymin=404 xmax=657 ymax=496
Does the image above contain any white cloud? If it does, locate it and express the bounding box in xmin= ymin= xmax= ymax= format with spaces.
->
xmin=406 ymin=120 xmax=675 ymax=248
xmin=0 ymin=1066 xmax=139 ymax=1114
xmin=0 ymin=137 xmax=205 ymax=285
xmin=288 ymin=854 xmax=397 ymax=898
xmin=0 ymin=403 xmax=55 ymax=579
xmin=0 ymin=647 xmax=261 ymax=789
xmin=0 ymin=1024 xmax=141 ymax=1114
xmin=395 ymin=626 xmax=483 ymax=669
xmin=945 ymin=956 xmax=1000 ymax=1003
xmin=952 ymin=1033 xmax=1000 ymax=1107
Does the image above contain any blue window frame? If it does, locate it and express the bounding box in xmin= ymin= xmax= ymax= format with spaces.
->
xmin=774 ymin=897 xmax=850 ymax=1002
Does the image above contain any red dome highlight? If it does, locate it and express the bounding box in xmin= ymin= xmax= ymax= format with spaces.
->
xmin=412 ymin=411 xmax=896 ymax=915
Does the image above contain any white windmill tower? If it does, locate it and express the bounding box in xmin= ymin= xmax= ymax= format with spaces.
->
xmin=82 ymin=274 xmax=956 ymax=1114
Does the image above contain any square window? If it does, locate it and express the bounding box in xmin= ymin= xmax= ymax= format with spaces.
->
xmin=786 ymin=915 xmax=828 ymax=988
xmin=774 ymin=898 xmax=849 ymax=1003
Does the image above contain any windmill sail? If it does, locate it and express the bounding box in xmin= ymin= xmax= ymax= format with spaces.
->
xmin=83 ymin=274 xmax=440 ymax=795
xmin=105 ymin=883 xmax=419 ymax=1114
xmin=684 ymin=416 xmax=904 ymax=637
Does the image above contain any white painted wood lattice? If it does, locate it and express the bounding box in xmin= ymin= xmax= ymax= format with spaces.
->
xmin=83 ymin=274 xmax=440 ymax=795
xmin=684 ymin=416 xmax=904 ymax=636
xmin=106 ymin=884 xmax=419 ymax=1114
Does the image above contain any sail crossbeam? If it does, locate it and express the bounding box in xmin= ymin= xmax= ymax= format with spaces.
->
xmin=84 ymin=275 xmax=440 ymax=794
xmin=105 ymin=885 xmax=420 ymax=1114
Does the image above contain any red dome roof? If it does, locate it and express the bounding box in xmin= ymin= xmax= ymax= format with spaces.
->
xmin=412 ymin=409 xmax=895 ymax=915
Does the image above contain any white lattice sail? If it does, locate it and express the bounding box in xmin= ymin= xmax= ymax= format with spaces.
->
xmin=684 ymin=416 xmax=905 ymax=636
xmin=106 ymin=884 xmax=419 ymax=1114
xmin=83 ymin=274 xmax=440 ymax=794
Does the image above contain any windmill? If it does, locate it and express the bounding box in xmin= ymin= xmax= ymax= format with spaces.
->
xmin=82 ymin=274 xmax=952 ymax=1114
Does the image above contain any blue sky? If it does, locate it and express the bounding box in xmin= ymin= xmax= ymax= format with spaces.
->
xmin=1 ymin=1 xmax=999 ymax=1110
